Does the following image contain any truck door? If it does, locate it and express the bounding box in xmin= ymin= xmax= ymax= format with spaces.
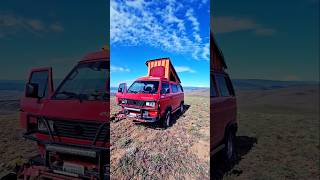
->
xmin=20 ymin=67 xmax=53 ymax=128
xmin=116 ymin=83 xmax=126 ymax=104
xmin=211 ymin=73 xmax=236 ymax=149
xmin=160 ymin=82 xmax=171 ymax=116
xmin=171 ymin=83 xmax=180 ymax=111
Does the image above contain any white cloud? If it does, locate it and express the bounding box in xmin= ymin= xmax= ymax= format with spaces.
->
xmin=175 ymin=66 xmax=196 ymax=73
xmin=213 ymin=16 xmax=276 ymax=36
xmin=110 ymin=0 xmax=209 ymax=60
xmin=0 ymin=13 xmax=64 ymax=38
xmin=111 ymin=65 xmax=130 ymax=72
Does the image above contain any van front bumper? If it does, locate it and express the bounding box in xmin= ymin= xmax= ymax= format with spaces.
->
xmin=123 ymin=107 xmax=159 ymax=122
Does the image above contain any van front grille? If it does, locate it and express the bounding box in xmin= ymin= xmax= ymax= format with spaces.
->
xmin=46 ymin=119 xmax=108 ymax=142
xmin=126 ymin=99 xmax=145 ymax=106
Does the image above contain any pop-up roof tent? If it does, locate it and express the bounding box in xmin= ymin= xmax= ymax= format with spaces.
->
xmin=211 ymin=32 xmax=227 ymax=72
xmin=145 ymin=58 xmax=181 ymax=83
xmin=211 ymin=16 xmax=227 ymax=72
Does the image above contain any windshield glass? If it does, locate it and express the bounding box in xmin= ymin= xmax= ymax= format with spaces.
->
xmin=127 ymin=81 xmax=159 ymax=94
xmin=53 ymin=60 xmax=108 ymax=101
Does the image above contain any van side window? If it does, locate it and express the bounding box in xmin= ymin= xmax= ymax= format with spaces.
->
xmin=178 ymin=85 xmax=183 ymax=92
xmin=210 ymin=75 xmax=217 ymax=97
xmin=216 ymin=75 xmax=231 ymax=97
xmin=161 ymin=82 xmax=170 ymax=94
xmin=171 ymin=84 xmax=178 ymax=93
xmin=225 ymin=77 xmax=235 ymax=96
xmin=30 ymin=71 xmax=49 ymax=98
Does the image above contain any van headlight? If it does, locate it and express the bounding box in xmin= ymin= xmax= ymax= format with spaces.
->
xmin=37 ymin=118 xmax=54 ymax=132
xmin=121 ymin=99 xmax=127 ymax=104
xmin=145 ymin=101 xmax=156 ymax=108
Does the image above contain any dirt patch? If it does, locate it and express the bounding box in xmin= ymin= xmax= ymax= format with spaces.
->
xmin=191 ymin=140 xmax=209 ymax=161
xmin=0 ymin=112 xmax=37 ymax=177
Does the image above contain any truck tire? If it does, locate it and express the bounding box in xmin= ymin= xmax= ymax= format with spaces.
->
xmin=162 ymin=110 xmax=171 ymax=128
xmin=179 ymin=102 xmax=184 ymax=114
xmin=223 ymin=129 xmax=236 ymax=168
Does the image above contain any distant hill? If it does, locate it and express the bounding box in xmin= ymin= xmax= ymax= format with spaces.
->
xmin=232 ymin=79 xmax=319 ymax=90
xmin=0 ymin=79 xmax=63 ymax=91
xmin=0 ymin=79 xmax=318 ymax=92
xmin=0 ymin=80 xmax=25 ymax=91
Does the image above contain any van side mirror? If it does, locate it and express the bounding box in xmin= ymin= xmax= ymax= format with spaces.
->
xmin=118 ymin=87 xmax=123 ymax=93
xmin=25 ymin=83 xmax=39 ymax=98
xmin=160 ymin=89 xmax=166 ymax=95
xmin=118 ymin=83 xmax=127 ymax=94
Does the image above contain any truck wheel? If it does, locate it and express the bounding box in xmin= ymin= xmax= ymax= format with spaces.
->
xmin=179 ymin=102 xmax=184 ymax=114
xmin=223 ymin=130 xmax=236 ymax=167
xmin=162 ymin=110 xmax=171 ymax=128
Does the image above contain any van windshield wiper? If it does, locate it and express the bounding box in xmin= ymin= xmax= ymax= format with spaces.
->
xmin=54 ymin=91 xmax=80 ymax=100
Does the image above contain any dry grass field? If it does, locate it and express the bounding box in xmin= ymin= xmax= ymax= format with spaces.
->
xmin=0 ymin=91 xmax=37 ymax=177
xmin=213 ymin=85 xmax=320 ymax=179
xmin=110 ymin=90 xmax=210 ymax=179
xmin=0 ymin=85 xmax=318 ymax=179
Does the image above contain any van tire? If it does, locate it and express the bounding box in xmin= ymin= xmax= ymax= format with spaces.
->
xmin=179 ymin=102 xmax=184 ymax=114
xmin=223 ymin=129 xmax=236 ymax=168
xmin=162 ymin=110 xmax=171 ymax=129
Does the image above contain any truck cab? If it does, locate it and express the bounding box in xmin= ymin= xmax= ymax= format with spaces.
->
xmin=19 ymin=50 xmax=109 ymax=179
xmin=211 ymin=34 xmax=237 ymax=165
xmin=116 ymin=58 xmax=184 ymax=128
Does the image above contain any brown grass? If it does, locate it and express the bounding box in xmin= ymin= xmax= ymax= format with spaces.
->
xmin=110 ymin=91 xmax=210 ymax=179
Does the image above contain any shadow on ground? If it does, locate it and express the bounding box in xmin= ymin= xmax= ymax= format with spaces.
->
xmin=134 ymin=104 xmax=191 ymax=129
xmin=211 ymin=136 xmax=257 ymax=180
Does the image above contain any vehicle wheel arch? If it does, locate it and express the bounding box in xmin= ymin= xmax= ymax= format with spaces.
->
xmin=224 ymin=121 xmax=238 ymax=138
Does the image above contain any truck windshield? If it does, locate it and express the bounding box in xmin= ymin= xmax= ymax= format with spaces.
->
xmin=127 ymin=81 xmax=159 ymax=94
xmin=53 ymin=61 xmax=108 ymax=101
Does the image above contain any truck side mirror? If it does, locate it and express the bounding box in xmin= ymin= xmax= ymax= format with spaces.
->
xmin=118 ymin=87 xmax=123 ymax=93
xmin=118 ymin=83 xmax=127 ymax=93
xmin=25 ymin=83 xmax=39 ymax=98
xmin=160 ymin=89 xmax=166 ymax=95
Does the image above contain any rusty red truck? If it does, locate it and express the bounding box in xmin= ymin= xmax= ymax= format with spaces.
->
xmin=13 ymin=50 xmax=109 ymax=179
xmin=211 ymin=34 xmax=238 ymax=166
xmin=116 ymin=58 xmax=184 ymax=128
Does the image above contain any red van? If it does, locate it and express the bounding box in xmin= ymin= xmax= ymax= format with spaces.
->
xmin=211 ymin=35 xmax=238 ymax=165
xmin=17 ymin=50 xmax=109 ymax=179
xmin=116 ymin=58 xmax=184 ymax=128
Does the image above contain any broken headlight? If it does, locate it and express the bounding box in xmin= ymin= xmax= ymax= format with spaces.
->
xmin=37 ymin=117 xmax=54 ymax=132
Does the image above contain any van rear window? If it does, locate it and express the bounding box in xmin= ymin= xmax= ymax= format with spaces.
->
xmin=171 ymin=84 xmax=178 ymax=93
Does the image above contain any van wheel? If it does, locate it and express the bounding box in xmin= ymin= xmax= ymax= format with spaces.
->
xmin=223 ymin=130 xmax=236 ymax=167
xmin=162 ymin=110 xmax=171 ymax=128
xmin=179 ymin=102 xmax=184 ymax=114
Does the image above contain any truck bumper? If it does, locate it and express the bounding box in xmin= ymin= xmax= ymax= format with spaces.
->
xmin=123 ymin=107 xmax=160 ymax=123
xmin=21 ymin=114 xmax=109 ymax=180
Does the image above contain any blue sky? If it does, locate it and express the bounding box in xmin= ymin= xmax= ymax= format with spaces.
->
xmin=213 ymin=0 xmax=319 ymax=81
xmin=0 ymin=0 xmax=108 ymax=80
xmin=110 ymin=0 xmax=210 ymax=87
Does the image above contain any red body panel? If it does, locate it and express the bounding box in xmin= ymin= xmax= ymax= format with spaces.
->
xmin=116 ymin=58 xmax=184 ymax=122
xmin=20 ymin=50 xmax=109 ymax=148
xmin=210 ymin=32 xmax=237 ymax=154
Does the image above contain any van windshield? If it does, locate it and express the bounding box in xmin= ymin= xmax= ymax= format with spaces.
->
xmin=127 ymin=81 xmax=159 ymax=94
xmin=53 ymin=61 xmax=108 ymax=101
